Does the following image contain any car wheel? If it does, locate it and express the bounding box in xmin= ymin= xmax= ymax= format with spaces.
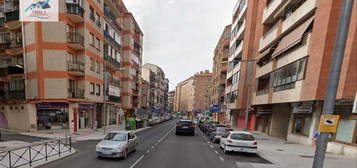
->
xmin=224 ymin=145 xmax=229 ymax=154
xmin=123 ymin=149 xmax=128 ymax=159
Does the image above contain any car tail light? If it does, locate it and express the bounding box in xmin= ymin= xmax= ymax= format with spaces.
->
xmin=253 ymin=141 xmax=258 ymax=145
xmin=227 ymin=139 xmax=233 ymax=144
xmin=176 ymin=124 xmax=180 ymax=128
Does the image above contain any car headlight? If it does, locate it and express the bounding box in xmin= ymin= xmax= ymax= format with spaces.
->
xmin=96 ymin=146 xmax=101 ymax=151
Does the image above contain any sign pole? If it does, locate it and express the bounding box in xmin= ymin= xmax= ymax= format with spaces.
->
xmin=312 ymin=0 xmax=354 ymax=167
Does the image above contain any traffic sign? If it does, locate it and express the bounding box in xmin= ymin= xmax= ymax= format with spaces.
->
xmin=319 ymin=115 xmax=340 ymax=133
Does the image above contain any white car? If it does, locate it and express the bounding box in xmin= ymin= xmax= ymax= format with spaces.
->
xmin=96 ymin=131 xmax=138 ymax=159
xmin=220 ymin=131 xmax=257 ymax=154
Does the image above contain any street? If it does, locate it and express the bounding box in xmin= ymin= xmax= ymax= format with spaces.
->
xmin=40 ymin=120 xmax=270 ymax=168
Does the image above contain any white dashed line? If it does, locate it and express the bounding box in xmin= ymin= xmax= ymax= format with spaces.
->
xmin=129 ymin=155 xmax=145 ymax=168
xmin=214 ymin=150 xmax=218 ymax=154
xmin=146 ymin=150 xmax=150 ymax=153
xmin=207 ymin=141 xmax=210 ymax=144
xmin=219 ymin=156 xmax=225 ymax=162
xmin=151 ymin=146 xmax=154 ymax=149
xmin=210 ymin=145 xmax=214 ymax=148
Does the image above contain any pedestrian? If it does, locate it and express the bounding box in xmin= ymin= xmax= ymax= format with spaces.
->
xmin=312 ymin=131 xmax=320 ymax=147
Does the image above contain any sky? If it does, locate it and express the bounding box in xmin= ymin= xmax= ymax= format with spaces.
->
xmin=123 ymin=0 xmax=236 ymax=91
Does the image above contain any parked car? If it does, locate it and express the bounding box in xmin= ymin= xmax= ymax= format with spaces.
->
xmin=220 ymin=131 xmax=257 ymax=154
xmin=210 ymin=126 xmax=230 ymax=143
xmin=176 ymin=120 xmax=195 ymax=136
xmin=96 ymin=131 xmax=138 ymax=159
xmin=147 ymin=118 xmax=155 ymax=126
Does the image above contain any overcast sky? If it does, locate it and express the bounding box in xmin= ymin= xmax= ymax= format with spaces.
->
xmin=123 ymin=0 xmax=236 ymax=91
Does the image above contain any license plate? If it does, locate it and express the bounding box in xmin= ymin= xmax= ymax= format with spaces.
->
xmin=182 ymin=126 xmax=189 ymax=128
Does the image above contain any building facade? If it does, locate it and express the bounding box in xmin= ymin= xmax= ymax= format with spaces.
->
xmin=168 ymin=90 xmax=175 ymax=112
xmin=225 ymin=0 xmax=259 ymax=130
xmin=211 ymin=25 xmax=231 ymax=124
xmin=0 ymin=0 xmax=142 ymax=132
xmin=174 ymin=71 xmax=212 ymax=117
xmin=250 ymin=0 xmax=357 ymax=156
xmin=142 ymin=63 xmax=168 ymax=116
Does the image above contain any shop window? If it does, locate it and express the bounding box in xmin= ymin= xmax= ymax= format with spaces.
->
xmin=37 ymin=108 xmax=69 ymax=130
xmin=335 ymin=119 xmax=356 ymax=144
xmin=90 ymin=83 xmax=95 ymax=95
xmin=292 ymin=114 xmax=312 ymax=136
xmin=96 ymin=84 xmax=101 ymax=96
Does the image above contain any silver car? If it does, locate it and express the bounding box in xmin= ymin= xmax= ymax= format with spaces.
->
xmin=96 ymin=131 xmax=138 ymax=159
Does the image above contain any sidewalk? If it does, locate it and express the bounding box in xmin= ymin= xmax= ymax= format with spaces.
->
xmin=246 ymin=132 xmax=357 ymax=168
xmin=20 ymin=126 xmax=151 ymax=141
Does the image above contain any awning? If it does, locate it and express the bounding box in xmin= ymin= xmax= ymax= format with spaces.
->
xmin=272 ymin=16 xmax=314 ymax=58
xmin=256 ymin=42 xmax=278 ymax=65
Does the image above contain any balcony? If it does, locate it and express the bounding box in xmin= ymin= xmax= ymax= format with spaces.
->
xmin=5 ymin=10 xmax=20 ymax=30
xmin=0 ymin=89 xmax=9 ymax=100
xmin=262 ymin=0 xmax=285 ymax=24
xmin=68 ymin=88 xmax=85 ymax=99
xmin=236 ymin=20 xmax=246 ymax=40
xmin=104 ymin=53 xmax=120 ymax=67
xmin=0 ymin=67 xmax=8 ymax=76
xmin=66 ymin=32 xmax=84 ymax=50
xmin=281 ymin=0 xmax=317 ymax=33
xmin=237 ymin=0 xmax=247 ymax=22
xmin=9 ymin=90 xmax=25 ymax=99
xmin=253 ymin=92 xmax=269 ymax=105
xmin=0 ymin=17 xmax=5 ymax=27
xmin=104 ymin=31 xmax=120 ymax=48
xmin=66 ymin=3 xmax=84 ymax=23
xmin=259 ymin=24 xmax=278 ymax=51
xmin=5 ymin=38 xmax=22 ymax=55
xmin=67 ymin=61 xmax=85 ymax=76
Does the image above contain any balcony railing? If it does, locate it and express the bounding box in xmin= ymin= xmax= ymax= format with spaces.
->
xmin=9 ymin=90 xmax=25 ymax=99
xmin=104 ymin=31 xmax=120 ymax=48
xmin=68 ymin=88 xmax=85 ymax=99
xmin=66 ymin=3 xmax=84 ymax=17
xmin=256 ymin=88 xmax=269 ymax=96
xmin=66 ymin=32 xmax=84 ymax=46
xmin=5 ymin=38 xmax=22 ymax=49
xmin=0 ymin=89 xmax=9 ymax=100
xmin=67 ymin=61 xmax=85 ymax=73
xmin=104 ymin=53 xmax=120 ymax=67
xmin=5 ymin=10 xmax=19 ymax=22
xmin=0 ymin=67 xmax=8 ymax=76
xmin=0 ymin=17 xmax=5 ymax=26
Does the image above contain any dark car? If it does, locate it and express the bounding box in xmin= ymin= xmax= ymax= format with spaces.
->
xmin=209 ymin=126 xmax=230 ymax=143
xmin=176 ymin=120 xmax=195 ymax=136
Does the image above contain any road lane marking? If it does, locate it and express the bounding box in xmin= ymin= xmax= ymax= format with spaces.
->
xmin=158 ymin=126 xmax=175 ymax=143
xmin=219 ymin=156 xmax=225 ymax=162
xmin=146 ymin=150 xmax=150 ymax=153
xmin=210 ymin=145 xmax=214 ymax=148
xmin=155 ymin=142 xmax=158 ymax=146
xmin=151 ymin=146 xmax=154 ymax=149
xmin=207 ymin=141 xmax=210 ymax=144
xmin=129 ymin=155 xmax=145 ymax=168
xmin=214 ymin=150 xmax=218 ymax=154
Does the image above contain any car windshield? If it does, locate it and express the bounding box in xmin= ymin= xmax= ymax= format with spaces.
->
xmin=179 ymin=121 xmax=193 ymax=125
xmin=104 ymin=133 xmax=127 ymax=141
xmin=230 ymin=133 xmax=255 ymax=141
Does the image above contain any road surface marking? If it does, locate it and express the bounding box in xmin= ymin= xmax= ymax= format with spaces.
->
xmin=151 ymin=146 xmax=154 ymax=149
xmin=158 ymin=126 xmax=175 ymax=143
xmin=219 ymin=156 xmax=225 ymax=162
xmin=146 ymin=150 xmax=150 ymax=153
xmin=155 ymin=142 xmax=158 ymax=146
xmin=129 ymin=155 xmax=145 ymax=168
xmin=210 ymin=145 xmax=214 ymax=148
xmin=207 ymin=141 xmax=210 ymax=144
xmin=214 ymin=150 xmax=218 ymax=154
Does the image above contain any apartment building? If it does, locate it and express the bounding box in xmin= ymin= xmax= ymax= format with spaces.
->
xmin=168 ymin=90 xmax=175 ymax=112
xmin=174 ymin=71 xmax=212 ymax=117
xmin=251 ymin=0 xmax=357 ymax=156
xmin=225 ymin=0 xmax=259 ymax=129
xmin=142 ymin=63 xmax=168 ymax=115
xmin=0 ymin=0 xmax=142 ymax=132
xmin=121 ymin=10 xmax=143 ymax=118
xmin=211 ymin=25 xmax=231 ymax=124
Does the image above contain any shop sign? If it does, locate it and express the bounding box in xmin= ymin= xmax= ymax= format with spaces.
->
xmin=293 ymin=107 xmax=313 ymax=114
xmin=36 ymin=102 xmax=68 ymax=109
xmin=319 ymin=115 xmax=340 ymax=133
xmin=353 ymin=92 xmax=357 ymax=114
xmin=20 ymin=0 xmax=59 ymax=22
xmin=257 ymin=109 xmax=272 ymax=115
xmin=108 ymin=85 xmax=120 ymax=97
xmin=79 ymin=104 xmax=95 ymax=109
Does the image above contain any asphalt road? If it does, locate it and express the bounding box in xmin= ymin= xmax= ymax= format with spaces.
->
xmin=40 ymin=120 xmax=271 ymax=168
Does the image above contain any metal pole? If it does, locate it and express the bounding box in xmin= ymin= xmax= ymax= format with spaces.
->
xmin=312 ymin=0 xmax=354 ymax=167
xmin=244 ymin=86 xmax=251 ymax=131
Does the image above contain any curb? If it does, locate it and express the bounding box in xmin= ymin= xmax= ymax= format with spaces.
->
xmin=31 ymin=149 xmax=77 ymax=168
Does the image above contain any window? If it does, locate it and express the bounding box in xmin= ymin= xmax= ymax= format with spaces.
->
xmin=96 ymin=61 xmax=101 ymax=73
xmin=89 ymin=6 xmax=95 ymax=21
xmin=90 ymin=58 xmax=95 ymax=71
xmin=90 ymin=33 xmax=95 ymax=46
xmin=292 ymin=114 xmax=312 ymax=136
xmin=271 ymin=57 xmax=308 ymax=91
xmin=95 ymin=13 xmax=101 ymax=27
xmin=96 ymin=37 xmax=100 ymax=51
xmin=90 ymin=83 xmax=95 ymax=95
xmin=96 ymin=84 xmax=101 ymax=96
xmin=335 ymin=119 xmax=357 ymax=144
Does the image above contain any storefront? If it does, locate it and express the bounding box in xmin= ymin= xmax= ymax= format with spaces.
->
xmin=291 ymin=102 xmax=314 ymax=137
xmin=36 ymin=103 xmax=69 ymax=130
xmin=256 ymin=109 xmax=272 ymax=134
xmin=78 ymin=103 xmax=95 ymax=129
xmin=333 ymin=103 xmax=357 ymax=145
